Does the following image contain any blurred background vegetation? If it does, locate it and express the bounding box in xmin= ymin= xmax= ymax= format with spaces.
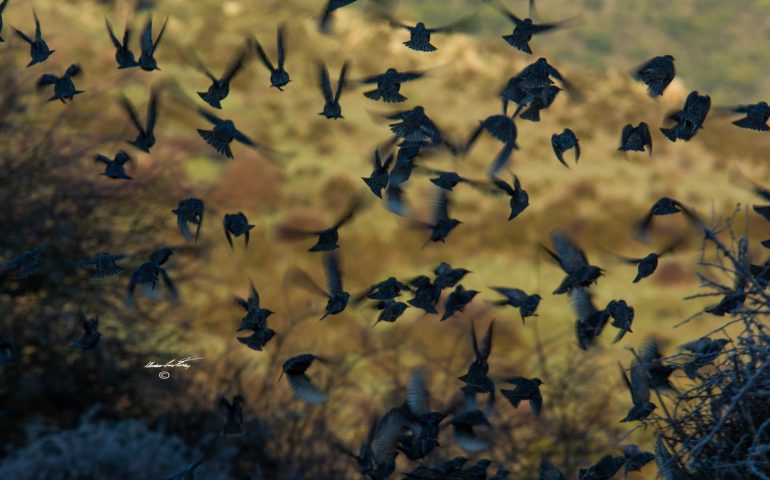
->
xmin=0 ymin=0 xmax=769 ymax=478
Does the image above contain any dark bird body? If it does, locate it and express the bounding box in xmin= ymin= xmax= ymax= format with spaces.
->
xmin=441 ymin=285 xmax=478 ymax=321
xmin=361 ymin=68 xmax=424 ymax=103
xmin=78 ymin=252 xmax=126 ymax=279
xmin=389 ymin=16 xmax=477 ymax=52
xmin=543 ymin=230 xmax=603 ymax=294
xmin=1 ymin=242 xmax=49 ymax=279
xmin=319 ymin=61 xmax=348 ymax=119
xmin=634 ymin=197 xmax=691 ymax=239
xmin=319 ymin=0 xmax=357 ymax=33
xmin=500 ymin=57 xmax=572 ymax=115
xmin=458 ymin=321 xmax=495 ymax=410
xmin=288 ymin=252 xmax=350 ymax=320
xmin=282 ymin=354 xmax=327 ymax=404
xmin=417 ymin=189 xmax=461 ymax=243
xmin=237 ymin=328 xmax=276 ymax=351
xmin=634 ymin=55 xmax=675 ymax=97
xmin=372 ymin=299 xmax=408 ymax=325
xmin=493 ymin=175 xmax=529 ymax=221
xmin=619 ymin=122 xmax=653 ymax=154
xmin=195 ymin=46 xmax=248 ymax=109
xmin=661 ymin=91 xmax=711 ymax=142
xmin=105 ymin=18 xmax=137 ymax=69
xmin=464 ymin=115 xmax=518 ymax=153
xmin=278 ymin=195 xmax=363 ymax=252
xmin=173 ymin=198 xmax=204 ymax=243
xmin=220 ymin=395 xmax=244 ymax=435
xmin=127 ymin=247 xmax=177 ymax=305
xmin=501 ymin=377 xmax=543 ymax=417
xmin=485 ymin=0 xmax=570 ymax=54
xmin=235 ymin=282 xmax=274 ymax=332
xmin=434 ymin=262 xmax=471 ymax=289
xmin=14 ymin=11 xmax=55 ymax=66
xmin=680 ymin=337 xmax=729 ymax=379
xmin=551 ymin=128 xmax=579 ymax=168
xmin=138 ymin=16 xmax=168 ymax=71
xmin=223 ymin=212 xmax=254 ymax=249
xmin=729 ymin=101 xmax=770 ymax=131
xmin=578 ymin=455 xmax=626 ymax=480
xmin=358 ymin=277 xmax=408 ymax=301
xmin=490 ymin=287 xmax=541 ymax=321
xmin=95 ymin=151 xmax=132 ymax=180
xmin=451 ymin=410 xmax=490 ymax=453
xmin=620 ymin=361 xmax=656 ymax=422
xmin=362 ymin=150 xmax=394 ymax=198
xmin=71 ymin=314 xmax=101 ymax=350
xmin=197 ymin=109 xmax=271 ymax=159
xmin=607 ymin=299 xmax=635 ymax=344
xmin=407 ymin=275 xmax=441 ymax=314
xmin=253 ymin=26 xmax=290 ymax=90
xmin=570 ymin=288 xmax=610 ymax=350
xmin=122 ymin=89 xmax=158 ymax=153
xmin=37 ymin=64 xmax=83 ymax=103
xmin=623 ymin=445 xmax=655 ymax=475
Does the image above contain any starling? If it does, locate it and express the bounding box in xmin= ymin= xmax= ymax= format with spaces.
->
xmin=360 ymin=67 xmax=425 ymax=103
xmin=388 ymin=15 xmax=479 ymax=52
xmin=71 ymin=313 xmax=101 ymax=350
xmin=680 ymin=337 xmax=729 ymax=379
xmin=492 ymin=174 xmax=529 ymax=221
xmin=362 ymin=150 xmax=394 ymax=199
xmin=173 ymin=198 xmax=205 ymax=243
xmin=634 ymin=197 xmax=691 ymax=240
xmin=355 ymin=276 xmax=408 ymax=303
xmin=570 ymin=288 xmax=610 ymax=350
xmin=407 ymin=275 xmax=441 ymax=314
xmin=14 ymin=10 xmax=55 ymax=67
xmin=105 ymin=18 xmax=137 ymax=69
xmin=95 ymin=150 xmax=132 ymax=180
xmin=489 ymin=287 xmax=541 ymax=322
xmin=77 ymin=252 xmax=126 ymax=279
xmin=451 ymin=409 xmax=490 ymax=453
xmin=551 ymin=128 xmax=580 ymax=168
xmin=578 ymin=455 xmax=626 ymax=480
xmin=127 ymin=247 xmax=177 ymax=305
xmin=223 ymin=212 xmax=254 ymax=250
xmin=623 ymin=444 xmax=655 ymax=475
xmin=137 ymin=15 xmax=168 ymax=71
xmin=638 ymin=338 xmax=676 ymax=392
xmin=458 ymin=320 xmax=496 ymax=409
xmin=277 ymin=194 xmax=364 ymax=252
xmin=196 ymin=108 xmax=275 ymax=159
xmin=287 ymin=252 xmax=350 ymax=320
xmin=0 ymin=241 xmax=50 ymax=280
xmin=282 ymin=353 xmax=327 ymax=404
xmin=464 ymin=114 xmax=518 ymax=154
xmin=434 ymin=262 xmax=471 ymax=289
xmin=237 ymin=328 xmax=276 ymax=352
xmin=318 ymin=0 xmax=358 ymax=33
xmin=619 ymin=122 xmax=653 ymax=155
xmin=660 ymin=90 xmax=711 ymax=142
xmin=542 ymin=230 xmax=603 ymax=294
xmin=319 ymin=61 xmax=348 ymax=119
xmin=416 ymin=188 xmax=462 ymax=244
xmin=37 ymin=64 xmax=84 ymax=103
xmin=194 ymin=44 xmax=249 ymax=109
xmin=538 ymin=459 xmax=566 ymax=480
xmin=371 ymin=299 xmax=409 ymax=326
xmin=220 ymin=394 xmax=244 ymax=435
xmin=484 ymin=0 xmax=571 ymax=54
xmin=728 ymin=101 xmax=770 ymax=131
xmin=607 ymin=299 xmax=635 ymax=344
xmin=619 ymin=361 xmax=656 ymax=422
xmin=441 ymin=285 xmax=479 ymax=321
xmin=633 ymin=55 xmax=675 ymax=97
xmin=121 ymin=89 xmax=159 ymax=153
xmin=253 ymin=26 xmax=290 ymax=90
xmin=234 ymin=281 xmax=274 ymax=331
xmin=500 ymin=377 xmax=543 ymax=417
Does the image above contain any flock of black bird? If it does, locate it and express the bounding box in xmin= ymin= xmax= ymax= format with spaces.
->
xmin=1 ymin=0 xmax=769 ymax=479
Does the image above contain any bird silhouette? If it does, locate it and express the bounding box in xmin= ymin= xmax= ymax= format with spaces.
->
xmin=105 ymin=18 xmax=137 ymax=69
xmin=623 ymin=444 xmax=655 ymax=476
xmin=551 ymin=128 xmax=580 ymax=168
xmin=616 ymin=237 xmax=683 ymax=283
xmin=1 ymin=241 xmax=50 ymax=280
xmin=95 ymin=150 xmax=132 ymax=180
xmin=726 ymin=101 xmax=770 ymax=131
xmin=287 ymin=252 xmax=350 ymax=320
xmin=517 ymin=85 xmax=561 ymax=121
xmin=570 ymin=288 xmax=610 ymax=350
xmin=127 ymin=247 xmax=177 ymax=305
xmin=0 ymin=0 xmax=8 ymax=43
xmin=441 ymin=285 xmax=479 ymax=321
xmin=464 ymin=114 xmax=518 ymax=154
xmin=196 ymin=108 xmax=275 ymax=159
xmin=484 ymin=0 xmax=572 ymax=54
xmin=395 ymin=369 xmax=447 ymax=460
xmin=14 ymin=10 xmax=55 ymax=67
xmin=371 ymin=299 xmax=409 ymax=326
xmin=501 ymin=57 xmax=574 ymax=115
xmin=121 ymin=89 xmax=159 ymax=153
xmin=220 ymin=394 xmax=244 ymax=435
xmin=318 ymin=0 xmax=358 ymax=33
xmin=501 ymin=377 xmax=543 ymax=417
xmin=71 ymin=313 xmax=101 ymax=350
xmin=237 ymin=328 xmax=276 ymax=352
xmin=235 ymin=281 xmax=274 ymax=331
xmin=253 ymin=26 xmax=290 ymax=90
xmin=680 ymin=337 xmax=729 ymax=379
xmin=223 ymin=212 xmax=254 ymax=250
xmin=619 ymin=361 xmax=656 ymax=422
xmin=607 ymin=299 xmax=635 ymax=344
xmin=137 ymin=15 xmax=168 ymax=71
xmin=633 ymin=55 xmax=675 ymax=97
xmin=360 ymin=67 xmax=425 ymax=103
xmin=451 ymin=409 xmax=491 ymax=453
xmin=319 ymin=61 xmax=348 ymax=119
xmin=362 ymin=150 xmax=394 ymax=199
xmin=415 ymin=188 xmax=462 ymax=244
xmin=578 ymin=455 xmax=626 ymax=480
xmin=407 ymin=275 xmax=441 ymax=314
xmin=434 ymin=262 xmax=471 ymax=289
xmin=278 ymin=194 xmax=364 ymax=252
xmin=489 ymin=287 xmax=541 ymax=322
xmin=634 ymin=197 xmax=691 ymax=239
xmin=78 ymin=252 xmax=126 ymax=279
xmin=660 ymin=90 xmax=711 ymax=142
xmin=355 ymin=276 xmax=408 ymax=302
xmin=619 ymin=122 xmax=653 ymax=155
xmin=542 ymin=230 xmax=603 ymax=294
xmin=387 ymin=15 xmax=479 ymax=52
xmin=37 ymin=64 xmax=84 ymax=103
xmin=173 ymin=198 xmax=204 ymax=243
xmin=458 ymin=320 xmax=496 ymax=411
xmin=492 ymin=174 xmax=529 ymax=221
xmin=282 ymin=353 xmax=327 ymax=404
xmin=194 ymin=44 xmax=249 ymax=109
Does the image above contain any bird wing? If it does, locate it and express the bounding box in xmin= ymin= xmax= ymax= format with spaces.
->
xmin=630 ymin=360 xmax=650 ymax=405
xmin=231 ymin=126 xmax=256 ymax=147
xmin=551 ymin=134 xmax=568 ymax=168
xmin=197 ymin=107 xmax=224 ymax=126
xmin=140 ymin=16 xmax=154 ymax=55
xmin=406 ymin=369 xmax=430 ymax=415
xmin=395 ymin=70 xmax=425 ymax=82
xmin=33 ymin=10 xmax=42 ymax=40
xmin=373 ymin=409 xmax=407 ymax=463
xmin=333 ymin=193 xmax=365 ymax=228
xmin=285 ymin=267 xmax=328 ymax=297
xmin=191 ymin=50 xmax=217 ymax=81
xmin=252 ymin=38 xmax=275 ymax=72
xmin=493 ymin=178 xmax=515 ymax=196
xmin=276 ymin=25 xmax=286 ymax=69
xmin=94 ymin=154 xmax=112 ymax=165
xmin=223 ymin=45 xmax=248 ymax=82
xmin=431 ymin=14 xmax=481 ymax=34
xmin=146 ymin=89 xmax=159 ymax=133
xmin=120 ymin=97 xmax=145 ymax=133
xmin=319 ymin=62 xmax=333 ymax=102
xmin=149 ymin=247 xmax=174 ymax=266
xmin=484 ymin=0 xmax=522 ymax=24
xmin=36 ymin=74 xmax=58 ymax=89
xmin=538 ymin=459 xmax=566 ymax=480
xmin=105 ymin=18 xmax=122 ymax=49
xmin=479 ymin=320 xmax=494 ymax=360
xmin=431 ymin=188 xmax=451 ymax=223
xmin=334 ymin=61 xmax=349 ymax=102
xmin=249 ymin=281 xmax=261 ymax=308
xmin=13 ymin=28 xmax=33 ymax=44
xmin=639 ymin=122 xmax=653 ymax=153
xmin=551 ymin=230 xmax=588 ymax=273
xmin=324 ymin=251 xmax=344 ymax=295
xmin=151 ymin=16 xmax=168 ymax=55
xmin=569 ymin=288 xmax=598 ymax=323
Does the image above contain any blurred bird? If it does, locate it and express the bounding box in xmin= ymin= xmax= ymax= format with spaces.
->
xmin=607 ymin=299 xmax=635 ymax=344
xmin=654 ymin=437 xmax=690 ymax=480
xmin=287 ymin=252 xmax=350 ymax=320
xmin=492 ymin=174 xmax=529 ymax=221
xmin=623 ymin=444 xmax=655 ymax=476
xmin=407 ymin=275 xmax=441 ymax=314
xmin=637 ymin=338 xmax=676 ymax=392
xmin=500 ymin=377 xmax=543 ymax=417
xmin=253 ymin=26 xmax=290 ymax=90
xmin=725 ymin=101 xmax=770 ymax=131
xmin=237 ymin=328 xmax=276 ymax=352
xmin=194 ymin=44 xmax=249 ymax=109
xmin=235 ymin=281 xmax=274 ymax=331
xmin=551 ymin=128 xmax=580 ymax=168
xmin=419 ymin=168 xmax=485 ymax=192
xmin=71 ymin=313 xmax=101 ymax=350
xmin=458 ymin=320 xmax=496 ymax=410
xmin=616 ymin=237 xmax=683 ymax=283
xmin=416 ymin=189 xmax=462 ymax=244
xmin=95 ymin=150 xmax=132 ymax=180
xmin=355 ymin=276 xmax=408 ymax=303
xmin=501 ymin=57 xmax=575 ymax=115
xmin=451 ymin=409 xmax=491 ymax=453
xmin=517 ymin=85 xmax=561 ymax=121
xmin=278 ymin=194 xmax=364 ymax=252
xmin=78 ymin=252 xmax=126 ymax=279
xmin=539 ymin=459 xmax=566 ymax=480
xmin=578 ymin=455 xmax=626 ymax=480
xmin=634 ymin=197 xmax=690 ymax=240
xmin=37 ymin=65 xmax=83 ymax=103
xmin=137 ymin=15 xmax=168 ymax=71
xmin=223 ymin=212 xmax=254 ymax=250
xmin=619 ymin=122 xmax=653 ymax=155
xmin=14 ymin=10 xmax=55 ymax=67
xmin=542 ymin=230 xmax=603 ymax=294
xmin=633 ymin=55 xmax=675 ymax=97
xmin=121 ymin=89 xmax=159 ymax=153
xmin=464 ymin=115 xmax=518 ymax=153
xmin=105 ymin=18 xmax=137 ymax=69
xmin=282 ymin=353 xmax=327 ymax=404
xmin=0 ymin=337 xmax=14 ymax=366
xmin=680 ymin=337 xmax=729 ymax=379
xmin=220 ymin=394 xmax=244 ymax=435
xmin=362 ymin=150 xmax=394 ymax=199
xmin=319 ymin=61 xmax=348 ymax=119
xmin=0 ymin=0 xmax=8 ymax=43
xmin=196 ymin=109 xmax=274 ymax=159
xmin=484 ymin=0 xmax=572 ymax=54
xmin=489 ymin=287 xmax=541 ymax=322
xmin=434 ymin=262 xmax=471 ymax=289
xmin=441 ymin=285 xmax=479 ymax=321
xmin=619 ymin=361 xmax=656 ymax=422
xmin=127 ymin=247 xmax=177 ymax=305
xmin=163 ymin=459 xmax=205 ymax=480
xmin=384 ymin=106 xmax=456 ymax=150
xmin=360 ymin=67 xmax=425 ymax=103
xmin=371 ymin=299 xmax=409 ymax=326
xmin=660 ymin=91 xmax=711 ymax=142
xmin=173 ymin=198 xmax=204 ymax=243
xmin=570 ymin=288 xmax=610 ymax=350
xmin=0 ymin=241 xmax=49 ymax=280
xmin=387 ymin=15 xmax=479 ymax=52
xmin=395 ymin=369 xmax=447 ymax=460
xmin=318 ymin=0 xmax=358 ymax=33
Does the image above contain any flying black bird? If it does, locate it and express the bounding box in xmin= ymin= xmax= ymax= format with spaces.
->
xmin=360 ymin=67 xmax=425 ymax=103
xmin=616 ymin=237 xmax=683 ymax=283
xmin=0 ymin=0 xmax=8 ymax=43
xmin=607 ymin=299 xmax=635 ymax=344
xmin=633 ymin=55 xmax=675 ymax=97
xmin=121 ymin=89 xmax=158 ymax=153
xmin=501 ymin=57 xmax=575 ymax=115
xmin=362 ymin=150 xmax=394 ymax=198
xmin=660 ymin=91 xmax=711 ymax=142
xmin=395 ymin=369 xmax=447 ymax=461
xmin=619 ymin=361 xmax=655 ymax=422
xmin=0 ymin=241 xmax=49 ymax=280
xmin=95 ymin=150 xmax=132 ymax=180
xmin=387 ymin=15 xmax=479 ymax=52
xmin=355 ymin=276 xmax=408 ymax=303
xmin=220 ymin=395 xmax=244 ymax=435
xmin=37 ymin=65 xmax=84 ymax=103
xmin=484 ymin=0 xmax=571 ymax=54
xmin=416 ymin=189 xmax=462 ymax=244
xmin=127 ymin=247 xmax=177 ymax=305
xmin=288 ymin=252 xmax=350 ymax=320
xmin=501 ymin=377 xmax=543 ymax=417
xmin=235 ymin=281 xmax=274 ymax=331
xmin=407 ymin=275 xmax=441 ymax=314
xmin=0 ymin=337 xmax=14 ymax=366
xmin=464 ymin=114 xmax=518 ymax=154
xmin=551 ymin=128 xmax=580 ymax=168
xmin=542 ymin=230 xmax=603 ymax=294
xmin=173 ymin=198 xmax=204 ymax=243
xmin=726 ymin=101 xmax=770 ymax=131
xmin=318 ymin=0 xmax=357 ymax=33
xmin=278 ymin=195 xmax=364 ymax=252
xmin=237 ymin=328 xmax=276 ymax=352
xmin=489 ymin=287 xmax=541 ymax=322
xmin=578 ymin=455 xmax=626 ymax=480
xmin=253 ymin=26 xmax=290 ymax=90
xmin=451 ymin=409 xmax=490 ymax=453
xmin=637 ymin=338 xmax=676 ymax=392
xmin=137 ymin=15 xmax=168 ymax=71
xmin=493 ymin=174 xmax=529 ymax=220
xmin=441 ymin=285 xmax=479 ymax=321
xmin=282 ymin=353 xmax=327 ymax=404
xmin=458 ymin=320 xmax=495 ymax=410
xmin=77 ymin=252 xmax=126 ymax=279
xmin=71 ymin=313 xmax=101 ymax=351
xmin=434 ymin=262 xmax=471 ymax=289
xmin=14 ymin=10 xmax=55 ymax=67
xmin=517 ymin=84 xmax=561 ymax=121
xmin=418 ymin=168 xmax=485 ymax=192
xmin=371 ymin=299 xmax=409 ymax=326
xmin=383 ymin=105 xmax=455 ymax=149
xmin=105 ymin=18 xmax=137 ymax=69
xmin=634 ymin=197 xmax=691 ymax=239
xmin=223 ymin=212 xmax=254 ymax=250
xmin=163 ymin=459 xmax=205 ymax=480
xmin=319 ymin=61 xmax=348 ymax=119
xmin=623 ymin=445 xmax=655 ymax=475
xmin=332 ymin=416 xmax=396 ymax=480
xmin=680 ymin=336 xmax=729 ymax=379
xmin=570 ymin=288 xmax=610 ymax=350
xmin=196 ymin=109 xmax=274 ymax=159
xmin=194 ymin=44 xmax=249 ymax=109
xmin=619 ymin=122 xmax=653 ymax=155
